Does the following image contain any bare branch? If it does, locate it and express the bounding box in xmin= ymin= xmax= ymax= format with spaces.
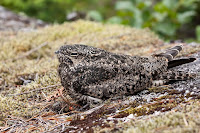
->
xmin=15 ymin=42 xmax=48 ymax=60
xmin=8 ymin=84 xmax=61 ymax=96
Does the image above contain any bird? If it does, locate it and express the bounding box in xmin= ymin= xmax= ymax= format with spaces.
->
xmin=55 ymin=44 xmax=196 ymax=108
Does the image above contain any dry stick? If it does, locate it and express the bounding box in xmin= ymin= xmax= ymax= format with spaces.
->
xmin=1 ymin=125 xmax=16 ymax=132
xmin=47 ymin=123 xmax=77 ymax=132
xmin=14 ymin=42 xmax=48 ymax=60
xmin=80 ymin=104 xmax=104 ymax=115
xmin=8 ymin=84 xmax=61 ymax=96
xmin=26 ymin=103 xmax=53 ymax=122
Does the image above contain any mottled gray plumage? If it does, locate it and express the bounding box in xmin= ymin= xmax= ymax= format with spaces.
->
xmin=56 ymin=44 xmax=195 ymax=107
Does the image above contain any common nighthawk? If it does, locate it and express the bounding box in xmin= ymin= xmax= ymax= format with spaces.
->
xmin=56 ymin=44 xmax=196 ymax=108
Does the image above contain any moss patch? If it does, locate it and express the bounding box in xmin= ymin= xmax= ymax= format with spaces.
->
xmin=124 ymin=100 xmax=200 ymax=133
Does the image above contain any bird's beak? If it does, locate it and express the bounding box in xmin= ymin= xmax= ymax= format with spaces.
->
xmin=55 ymin=50 xmax=60 ymax=54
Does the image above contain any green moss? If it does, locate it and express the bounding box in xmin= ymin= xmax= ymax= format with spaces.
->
xmin=123 ymin=100 xmax=200 ymax=133
xmin=123 ymin=100 xmax=178 ymax=117
xmin=148 ymin=86 xmax=169 ymax=93
xmin=95 ymin=100 xmax=200 ymax=133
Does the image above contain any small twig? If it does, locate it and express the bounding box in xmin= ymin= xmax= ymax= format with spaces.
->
xmin=80 ymin=104 xmax=104 ymax=115
xmin=8 ymin=84 xmax=61 ymax=96
xmin=26 ymin=103 xmax=54 ymax=122
xmin=58 ymin=110 xmax=81 ymax=116
xmin=14 ymin=42 xmax=48 ymax=60
xmin=1 ymin=123 xmax=22 ymax=132
xmin=183 ymin=115 xmax=188 ymax=126
xmin=47 ymin=123 xmax=77 ymax=132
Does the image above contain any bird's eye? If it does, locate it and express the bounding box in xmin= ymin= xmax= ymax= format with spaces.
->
xmin=70 ymin=52 xmax=78 ymax=56
xmin=90 ymin=51 xmax=100 ymax=56
xmin=90 ymin=51 xmax=96 ymax=54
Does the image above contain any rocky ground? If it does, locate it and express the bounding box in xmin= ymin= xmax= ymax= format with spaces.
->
xmin=0 ymin=5 xmax=46 ymax=31
xmin=0 ymin=6 xmax=199 ymax=133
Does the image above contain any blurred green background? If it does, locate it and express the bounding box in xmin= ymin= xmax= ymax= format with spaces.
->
xmin=1 ymin=0 xmax=200 ymax=41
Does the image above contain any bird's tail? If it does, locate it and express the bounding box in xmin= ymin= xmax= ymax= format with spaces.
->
xmin=152 ymin=70 xmax=196 ymax=86
xmin=162 ymin=70 xmax=196 ymax=80
xmin=153 ymin=45 xmax=183 ymax=61
xmin=153 ymin=44 xmax=196 ymax=68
